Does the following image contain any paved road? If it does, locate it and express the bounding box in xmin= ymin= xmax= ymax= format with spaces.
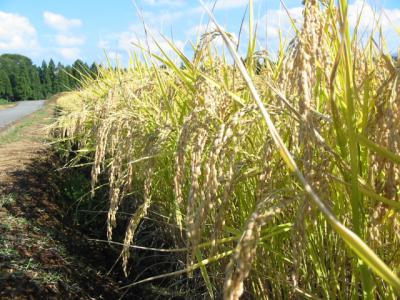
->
xmin=0 ymin=100 xmax=45 ymax=129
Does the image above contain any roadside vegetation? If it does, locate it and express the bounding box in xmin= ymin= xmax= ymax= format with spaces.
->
xmin=0 ymin=98 xmax=139 ymax=299
xmin=0 ymin=103 xmax=52 ymax=145
xmin=0 ymin=99 xmax=15 ymax=111
xmin=53 ymin=0 xmax=400 ymax=299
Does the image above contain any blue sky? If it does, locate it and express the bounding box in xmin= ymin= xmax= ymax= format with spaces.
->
xmin=0 ymin=0 xmax=399 ymax=65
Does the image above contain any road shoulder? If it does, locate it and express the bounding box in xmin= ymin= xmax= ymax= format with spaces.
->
xmin=0 ymin=103 xmax=17 ymax=111
xmin=0 ymin=96 xmax=124 ymax=299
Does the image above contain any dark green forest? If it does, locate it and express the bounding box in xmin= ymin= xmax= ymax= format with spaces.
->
xmin=0 ymin=54 xmax=98 ymax=102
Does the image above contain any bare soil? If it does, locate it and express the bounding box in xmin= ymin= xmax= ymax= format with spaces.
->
xmin=0 ymin=100 xmax=139 ymax=299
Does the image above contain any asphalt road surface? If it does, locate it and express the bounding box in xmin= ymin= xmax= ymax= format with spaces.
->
xmin=0 ymin=100 xmax=45 ymax=129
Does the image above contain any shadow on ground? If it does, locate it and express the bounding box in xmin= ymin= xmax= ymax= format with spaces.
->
xmin=0 ymin=149 xmax=145 ymax=299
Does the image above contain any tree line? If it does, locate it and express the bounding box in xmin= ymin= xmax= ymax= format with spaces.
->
xmin=0 ymin=54 xmax=98 ymax=101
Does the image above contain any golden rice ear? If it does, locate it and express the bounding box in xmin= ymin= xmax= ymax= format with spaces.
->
xmin=174 ymin=111 xmax=198 ymax=231
xmin=52 ymin=0 xmax=400 ymax=297
xmin=122 ymin=166 xmax=154 ymax=276
xmin=224 ymin=198 xmax=291 ymax=300
xmin=186 ymin=127 xmax=208 ymax=267
xmin=202 ymin=0 xmax=400 ymax=293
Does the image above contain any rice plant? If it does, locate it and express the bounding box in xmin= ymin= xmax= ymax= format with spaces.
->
xmin=52 ymin=0 xmax=400 ymax=298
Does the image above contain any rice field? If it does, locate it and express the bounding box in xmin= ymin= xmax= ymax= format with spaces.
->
xmin=53 ymin=0 xmax=400 ymax=299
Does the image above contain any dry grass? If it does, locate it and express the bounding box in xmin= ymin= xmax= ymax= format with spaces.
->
xmin=0 ymin=103 xmax=16 ymax=111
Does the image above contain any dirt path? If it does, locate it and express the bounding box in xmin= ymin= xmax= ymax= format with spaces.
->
xmin=0 ymin=99 xmax=138 ymax=299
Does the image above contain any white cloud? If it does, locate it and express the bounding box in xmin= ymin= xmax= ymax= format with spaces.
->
xmin=98 ymin=9 xmax=189 ymax=63
xmin=186 ymin=23 xmax=238 ymax=47
xmin=195 ymin=0 xmax=260 ymax=11
xmin=348 ymin=0 xmax=400 ymax=31
xmin=43 ymin=11 xmax=82 ymax=31
xmin=106 ymin=51 xmax=124 ymax=61
xmin=257 ymin=6 xmax=303 ymax=40
xmin=143 ymin=0 xmax=258 ymax=10
xmin=346 ymin=0 xmax=400 ymax=52
xmin=58 ymin=47 xmax=80 ymax=60
xmin=214 ymin=0 xmax=254 ymax=10
xmin=143 ymin=0 xmax=186 ymax=6
xmin=116 ymin=24 xmax=186 ymax=58
xmin=186 ymin=23 xmax=211 ymax=37
xmin=55 ymin=34 xmax=85 ymax=46
xmin=97 ymin=0 xmax=400 ymax=65
xmin=252 ymin=1 xmax=400 ymax=55
xmin=0 ymin=11 xmax=39 ymax=51
xmin=43 ymin=12 xmax=84 ymax=60
xmin=98 ymin=38 xmax=109 ymax=49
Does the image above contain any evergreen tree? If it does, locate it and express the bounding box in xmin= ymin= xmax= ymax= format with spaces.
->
xmin=13 ymin=73 xmax=31 ymax=100
xmin=0 ymin=70 xmax=12 ymax=100
xmin=64 ymin=65 xmax=76 ymax=88
xmin=48 ymin=59 xmax=56 ymax=94
xmin=72 ymin=59 xmax=91 ymax=87
xmin=29 ymin=67 xmax=42 ymax=99
xmin=54 ymin=63 xmax=70 ymax=93
xmin=39 ymin=61 xmax=52 ymax=97
xmin=90 ymin=62 xmax=99 ymax=79
xmin=0 ymin=54 xmax=96 ymax=101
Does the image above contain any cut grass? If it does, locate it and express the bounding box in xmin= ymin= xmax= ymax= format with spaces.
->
xmin=0 ymin=104 xmax=52 ymax=145
xmin=0 ymin=194 xmax=15 ymax=208
xmin=0 ymin=103 xmax=16 ymax=111
xmin=0 ymin=99 xmax=16 ymax=111
xmin=0 ymin=217 xmax=71 ymax=287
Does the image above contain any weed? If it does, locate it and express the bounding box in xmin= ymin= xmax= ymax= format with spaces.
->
xmin=0 ymin=194 xmax=15 ymax=208
xmin=0 ymin=104 xmax=51 ymax=145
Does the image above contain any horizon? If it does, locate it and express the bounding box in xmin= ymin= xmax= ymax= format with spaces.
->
xmin=0 ymin=0 xmax=399 ymax=66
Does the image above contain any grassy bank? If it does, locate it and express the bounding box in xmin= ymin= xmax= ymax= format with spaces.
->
xmin=0 ymin=96 xmax=142 ymax=299
xmin=0 ymin=100 xmax=53 ymax=145
xmin=53 ymin=1 xmax=400 ymax=299
xmin=0 ymin=99 xmax=16 ymax=111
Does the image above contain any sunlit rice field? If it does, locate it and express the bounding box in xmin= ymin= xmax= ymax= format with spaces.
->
xmin=53 ymin=0 xmax=400 ymax=298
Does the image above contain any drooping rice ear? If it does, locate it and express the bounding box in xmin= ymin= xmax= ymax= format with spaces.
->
xmin=122 ymin=165 xmax=154 ymax=276
xmin=202 ymin=0 xmax=400 ymax=292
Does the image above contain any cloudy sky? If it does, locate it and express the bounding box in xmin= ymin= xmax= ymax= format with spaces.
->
xmin=0 ymin=0 xmax=399 ymax=65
